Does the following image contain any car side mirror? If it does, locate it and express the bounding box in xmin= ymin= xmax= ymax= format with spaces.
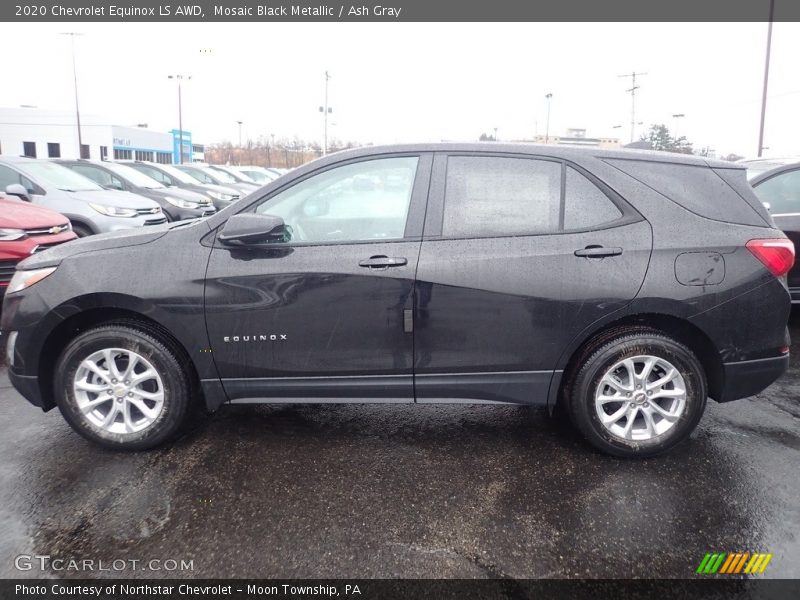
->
xmin=762 ymin=201 xmax=771 ymax=212
xmin=5 ymin=183 xmax=30 ymax=202
xmin=219 ymin=213 xmax=290 ymax=245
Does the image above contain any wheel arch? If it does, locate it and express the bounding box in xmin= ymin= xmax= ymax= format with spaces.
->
xmin=550 ymin=312 xmax=724 ymax=412
xmin=33 ymin=294 xmax=206 ymax=411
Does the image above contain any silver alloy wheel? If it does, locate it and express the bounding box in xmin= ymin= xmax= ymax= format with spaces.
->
xmin=73 ymin=348 xmax=165 ymax=435
xmin=594 ymin=354 xmax=687 ymax=441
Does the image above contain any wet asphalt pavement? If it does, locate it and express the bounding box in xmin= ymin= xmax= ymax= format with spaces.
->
xmin=0 ymin=311 xmax=798 ymax=580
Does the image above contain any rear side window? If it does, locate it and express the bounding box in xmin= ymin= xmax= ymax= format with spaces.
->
xmin=441 ymin=157 xmax=624 ymax=238
xmin=564 ymin=167 xmax=622 ymax=229
xmin=605 ymin=158 xmax=766 ymax=227
xmin=443 ymin=156 xmax=561 ymax=237
xmin=753 ymin=169 xmax=800 ymax=215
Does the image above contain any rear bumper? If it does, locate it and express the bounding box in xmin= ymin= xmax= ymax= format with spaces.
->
xmin=717 ymin=354 xmax=790 ymax=402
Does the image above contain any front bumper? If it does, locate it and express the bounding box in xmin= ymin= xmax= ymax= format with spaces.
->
xmin=717 ymin=353 xmax=790 ymax=402
xmin=6 ymin=368 xmax=46 ymax=409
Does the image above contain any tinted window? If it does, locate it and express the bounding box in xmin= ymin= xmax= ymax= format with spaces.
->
xmin=754 ymin=169 xmax=800 ymax=215
xmin=564 ymin=167 xmax=622 ymax=229
xmin=443 ymin=156 xmax=561 ymax=237
xmin=255 ymin=157 xmax=418 ymax=244
xmin=605 ymin=158 xmax=764 ymax=226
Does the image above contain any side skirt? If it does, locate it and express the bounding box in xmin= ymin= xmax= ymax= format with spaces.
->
xmin=210 ymin=370 xmax=558 ymax=406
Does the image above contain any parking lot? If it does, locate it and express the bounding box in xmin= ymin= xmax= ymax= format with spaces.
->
xmin=0 ymin=309 xmax=798 ymax=580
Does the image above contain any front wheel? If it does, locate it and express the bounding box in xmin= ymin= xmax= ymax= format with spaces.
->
xmin=566 ymin=330 xmax=707 ymax=458
xmin=54 ymin=323 xmax=191 ymax=450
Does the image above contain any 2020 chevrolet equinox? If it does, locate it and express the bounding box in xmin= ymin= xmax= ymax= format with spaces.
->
xmin=1 ymin=144 xmax=793 ymax=457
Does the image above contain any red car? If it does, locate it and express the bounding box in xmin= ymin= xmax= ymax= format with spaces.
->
xmin=0 ymin=197 xmax=77 ymax=297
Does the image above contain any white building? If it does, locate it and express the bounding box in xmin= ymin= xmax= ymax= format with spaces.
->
xmin=0 ymin=107 xmax=201 ymax=163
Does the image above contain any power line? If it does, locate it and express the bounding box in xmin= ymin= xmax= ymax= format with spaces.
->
xmin=619 ymin=71 xmax=647 ymax=143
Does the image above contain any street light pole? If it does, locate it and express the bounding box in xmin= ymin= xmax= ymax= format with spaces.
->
xmin=322 ymin=71 xmax=331 ymax=155
xmin=237 ymin=121 xmax=243 ymax=147
xmin=672 ymin=113 xmax=685 ymax=139
xmin=61 ymin=32 xmax=84 ymax=157
xmin=758 ymin=0 xmax=775 ymax=157
xmin=168 ymin=75 xmax=191 ymax=163
xmin=544 ymin=93 xmax=553 ymax=143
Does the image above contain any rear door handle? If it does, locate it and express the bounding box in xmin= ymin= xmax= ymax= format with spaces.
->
xmin=358 ymin=255 xmax=408 ymax=269
xmin=574 ymin=246 xmax=623 ymax=258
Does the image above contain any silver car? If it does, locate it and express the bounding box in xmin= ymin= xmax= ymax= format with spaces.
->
xmin=0 ymin=157 xmax=166 ymax=237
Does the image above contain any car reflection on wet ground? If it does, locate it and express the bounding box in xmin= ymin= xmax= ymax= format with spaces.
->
xmin=0 ymin=310 xmax=798 ymax=579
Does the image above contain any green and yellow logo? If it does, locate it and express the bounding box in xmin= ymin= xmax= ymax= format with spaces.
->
xmin=696 ymin=552 xmax=773 ymax=575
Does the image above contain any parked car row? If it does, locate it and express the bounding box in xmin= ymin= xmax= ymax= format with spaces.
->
xmin=0 ymin=157 xmax=284 ymax=236
xmin=0 ymin=156 xmax=285 ymax=305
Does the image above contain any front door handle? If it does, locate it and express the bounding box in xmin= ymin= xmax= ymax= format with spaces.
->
xmin=358 ymin=255 xmax=408 ymax=269
xmin=574 ymin=245 xmax=623 ymax=258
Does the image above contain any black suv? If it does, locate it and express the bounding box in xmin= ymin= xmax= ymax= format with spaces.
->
xmin=1 ymin=144 xmax=793 ymax=457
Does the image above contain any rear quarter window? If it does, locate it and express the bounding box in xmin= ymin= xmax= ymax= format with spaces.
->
xmin=604 ymin=159 xmax=768 ymax=227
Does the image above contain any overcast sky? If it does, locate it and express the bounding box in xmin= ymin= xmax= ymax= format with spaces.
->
xmin=2 ymin=21 xmax=800 ymax=157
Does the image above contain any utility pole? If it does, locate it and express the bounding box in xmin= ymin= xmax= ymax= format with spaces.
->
xmin=544 ymin=93 xmax=553 ymax=143
xmin=319 ymin=71 xmax=332 ymax=155
xmin=619 ymin=71 xmax=647 ymax=143
xmin=236 ymin=121 xmax=243 ymax=147
xmin=758 ymin=0 xmax=775 ymax=157
xmin=493 ymin=127 xmax=498 ymax=142
xmin=61 ymin=32 xmax=84 ymax=157
xmin=168 ymin=75 xmax=191 ymax=163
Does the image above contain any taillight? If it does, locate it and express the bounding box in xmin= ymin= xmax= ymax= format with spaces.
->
xmin=746 ymin=238 xmax=795 ymax=277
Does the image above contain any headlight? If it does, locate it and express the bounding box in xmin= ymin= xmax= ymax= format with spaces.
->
xmin=6 ymin=266 xmax=57 ymax=294
xmin=0 ymin=228 xmax=27 ymax=241
xmin=207 ymin=190 xmax=234 ymax=201
xmin=165 ymin=196 xmax=200 ymax=209
xmin=89 ymin=203 xmax=138 ymax=218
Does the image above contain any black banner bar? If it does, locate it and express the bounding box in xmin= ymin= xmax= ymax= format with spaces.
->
xmin=3 ymin=579 xmax=800 ymax=600
xmin=2 ymin=0 xmax=800 ymax=23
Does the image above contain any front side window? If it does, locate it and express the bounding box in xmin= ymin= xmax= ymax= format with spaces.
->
xmin=442 ymin=156 xmax=561 ymax=237
xmin=254 ymin=157 xmax=419 ymax=244
xmin=754 ymin=169 xmax=800 ymax=215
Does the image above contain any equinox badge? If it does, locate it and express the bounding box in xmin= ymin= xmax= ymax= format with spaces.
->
xmin=223 ymin=334 xmax=288 ymax=342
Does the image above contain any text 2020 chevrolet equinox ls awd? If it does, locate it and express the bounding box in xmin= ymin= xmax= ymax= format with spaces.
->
xmin=1 ymin=144 xmax=793 ymax=457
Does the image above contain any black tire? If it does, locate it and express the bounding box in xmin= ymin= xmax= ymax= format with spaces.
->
xmin=54 ymin=322 xmax=191 ymax=450
xmin=565 ymin=329 xmax=707 ymax=458
xmin=72 ymin=224 xmax=93 ymax=238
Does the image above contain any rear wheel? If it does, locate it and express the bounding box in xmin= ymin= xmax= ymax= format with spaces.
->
xmin=566 ymin=330 xmax=707 ymax=458
xmin=54 ymin=323 xmax=191 ymax=450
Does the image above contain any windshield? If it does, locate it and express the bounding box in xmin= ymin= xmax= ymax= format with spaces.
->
xmin=22 ymin=162 xmax=103 ymax=192
xmin=103 ymin=162 xmax=165 ymax=188
xmin=213 ymin=166 xmax=256 ymax=184
xmin=204 ymin=167 xmax=237 ymax=184
xmin=148 ymin=163 xmax=201 ymax=185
